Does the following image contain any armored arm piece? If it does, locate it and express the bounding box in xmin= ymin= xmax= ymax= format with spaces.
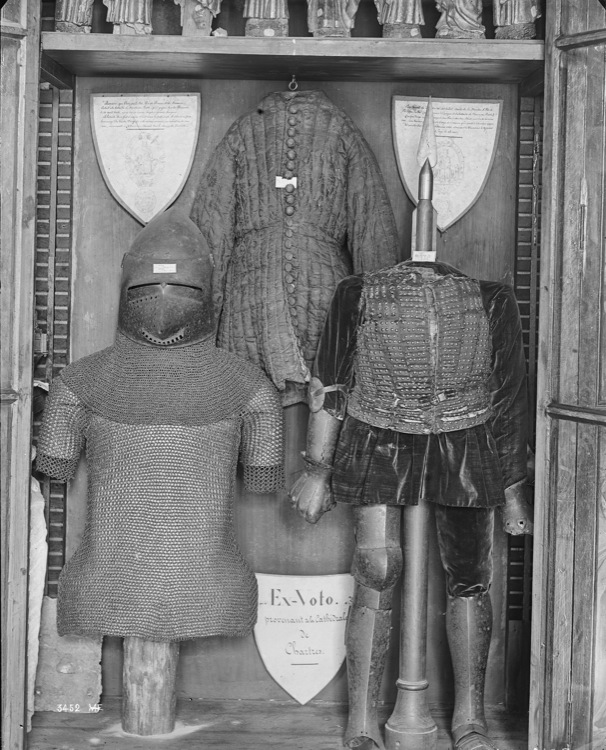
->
xmin=290 ymin=403 xmax=341 ymax=524
xmin=485 ymin=282 xmax=533 ymax=535
xmin=289 ymin=275 xmax=362 ymax=523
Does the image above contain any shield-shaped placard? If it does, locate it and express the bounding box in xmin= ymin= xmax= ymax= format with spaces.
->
xmin=393 ymin=97 xmax=502 ymax=231
xmin=254 ymin=573 xmax=354 ymax=705
xmin=91 ymin=93 xmax=200 ymax=225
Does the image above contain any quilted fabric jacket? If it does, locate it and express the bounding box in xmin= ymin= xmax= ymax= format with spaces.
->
xmin=191 ymin=89 xmax=399 ymax=405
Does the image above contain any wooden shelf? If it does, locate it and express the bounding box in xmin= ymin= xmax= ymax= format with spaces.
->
xmin=41 ymin=32 xmax=543 ymax=83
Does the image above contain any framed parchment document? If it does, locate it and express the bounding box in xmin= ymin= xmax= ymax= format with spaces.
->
xmin=91 ymin=93 xmax=200 ymax=224
xmin=393 ymin=96 xmax=502 ymax=231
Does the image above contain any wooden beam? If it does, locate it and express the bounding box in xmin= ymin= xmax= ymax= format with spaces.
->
xmin=556 ymin=29 xmax=606 ymax=50
xmin=40 ymin=51 xmax=74 ymax=90
xmin=40 ymin=32 xmax=544 ymax=82
xmin=528 ymin=0 xmax=565 ymax=746
xmin=546 ymin=403 xmax=606 ymax=426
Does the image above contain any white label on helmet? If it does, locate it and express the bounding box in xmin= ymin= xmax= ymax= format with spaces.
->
xmin=153 ymin=264 xmax=177 ymax=274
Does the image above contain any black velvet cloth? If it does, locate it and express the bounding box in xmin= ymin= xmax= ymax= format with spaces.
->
xmin=433 ymin=505 xmax=494 ymax=596
xmin=315 ymin=262 xmax=529 ymax=508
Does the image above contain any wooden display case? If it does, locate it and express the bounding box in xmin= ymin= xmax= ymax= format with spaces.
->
xmin=3 ymin=2 xmax=606 ymax=749
xmin=28 ymin=0 xmax=548 ymax=739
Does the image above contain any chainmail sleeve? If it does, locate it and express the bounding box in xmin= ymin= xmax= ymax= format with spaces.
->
xmin=240 ymin=380 xmax=285 ymax=493
xmin=35 ymin=377 xmax=88 ymax=482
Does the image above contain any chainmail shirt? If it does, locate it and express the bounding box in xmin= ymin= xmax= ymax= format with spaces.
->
xmin=36 ymin=334 xmax=284 ymax=641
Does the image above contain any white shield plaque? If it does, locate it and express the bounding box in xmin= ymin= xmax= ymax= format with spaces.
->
xmin=91 ymin=93 xmax=200 ymax=225
xmin=393 ymin=97 xmax=502 ymax=231
xmin=254 ymin=573 xmax=354 ymax=705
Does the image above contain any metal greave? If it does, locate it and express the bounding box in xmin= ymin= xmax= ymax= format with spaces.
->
xmin=344 ymin=505 xmax=402 ymax=749
xmin=344 ymin=595 xmax=394 ymax=750
xmin=445 ymin=592 xmax=493 ymax=743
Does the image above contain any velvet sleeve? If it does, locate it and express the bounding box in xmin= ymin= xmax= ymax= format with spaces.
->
xmin=313 ymin=275 xmax=363 ymax=418
xmin=482 ymin=281 xmax=529 ymax=490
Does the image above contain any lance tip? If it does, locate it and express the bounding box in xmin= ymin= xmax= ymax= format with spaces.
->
xmin=418 ymin=159 xmax=433 ymax=201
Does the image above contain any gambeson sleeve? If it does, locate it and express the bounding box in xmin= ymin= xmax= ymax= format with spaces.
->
xmin=190 ymin=126 xmax=239 ymax=319
xmin=35 ymin=376 xmax=87 ymax=482
xmin=313 ymin=275 xmax=363 ymax=419
xmin=484 ymin=282 xmax=529 ymax=490
xmin=345 ymin=125 xmax=400 ymax=274
xmin=240 ymin=378 xmax=285 ymax=493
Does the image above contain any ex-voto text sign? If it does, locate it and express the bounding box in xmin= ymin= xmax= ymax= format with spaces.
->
xmin=254 ymin=573 xmax=354 ymax=704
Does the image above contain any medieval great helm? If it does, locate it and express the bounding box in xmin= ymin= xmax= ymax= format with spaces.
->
xmin=118 ymin=207 xmax=214 ymax=347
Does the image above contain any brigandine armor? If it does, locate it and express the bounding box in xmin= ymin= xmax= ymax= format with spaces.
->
xmin=36 ymin=209 xmax=285 ymax=641
xmin=348 ymin=265 xmax=492 ymax=434
xmin=191 ymin=89 xmax=398 ymax=405
xmin=314 ymin=261 xmax=529 ymax=507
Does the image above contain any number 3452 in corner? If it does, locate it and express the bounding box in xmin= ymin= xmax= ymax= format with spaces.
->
xmin=56 ymin=704 xmax=101 ymax=713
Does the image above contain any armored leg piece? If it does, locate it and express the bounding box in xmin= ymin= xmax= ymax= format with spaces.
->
xmin=345 ymin=506 xmax=402 ymax=750
xmin=446 ymin=593 xmax=497 ymax=750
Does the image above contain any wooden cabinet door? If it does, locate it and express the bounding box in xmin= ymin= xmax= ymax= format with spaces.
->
xmin=0 ymin=0 xmax=41 ymax=748
xmin=530 ymin=3 xmax=606 ymax=748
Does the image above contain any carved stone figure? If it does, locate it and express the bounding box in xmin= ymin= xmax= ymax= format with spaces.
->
xmin=435 ymin=0 xmax=485 ymax=38
xmin=493 ymin=0 xmax=541 ymax=39
xmin=374 ymin=0 xmax=424 ymax=38
xmin=55 ymin=0 xmax=95 ymax=32
xmin=103 ymin=0 xmax=152 ymax=34
xmin=306 ymin=0 xmax=361 ymax=37
xmin=290 ymin=261 xmax=533 ymax=750
xmin=174 ymin=0 xmax=222 ymax=35
xmin=190 ymin=89 xmax=398 ymax=407
xmin=243 ymin=0 xmax=289 ymax=37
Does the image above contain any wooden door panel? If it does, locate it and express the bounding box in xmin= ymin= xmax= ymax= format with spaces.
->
xmin=531 ymin=2 xmax=605 ymax=748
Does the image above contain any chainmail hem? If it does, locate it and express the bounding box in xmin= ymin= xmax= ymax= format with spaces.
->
xmin=57 ymin=619 xmax=257 ymax=642
xmin=35 ymin=452 xmax=79 ymax=482
xmin=243 ymin=464 xmax=285 ymax=494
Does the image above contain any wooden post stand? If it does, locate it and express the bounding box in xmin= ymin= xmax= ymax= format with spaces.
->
xmin=384 ymin=502 xmax=438 ymax=750
xmin=122 ymin=637 xmax=180 ymax=735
